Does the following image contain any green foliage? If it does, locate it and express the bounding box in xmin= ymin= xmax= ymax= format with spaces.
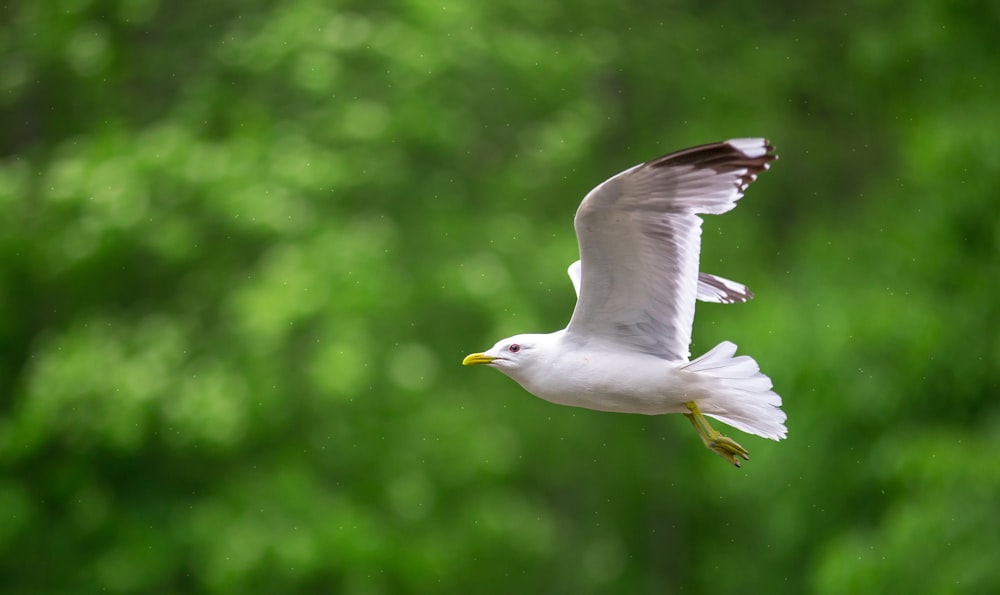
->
xmin=2 ymin=0 xmax=998 ymax=593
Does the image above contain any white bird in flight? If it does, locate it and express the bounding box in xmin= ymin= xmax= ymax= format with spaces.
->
xmin=463 ymin=138 xmax=786 ymax=466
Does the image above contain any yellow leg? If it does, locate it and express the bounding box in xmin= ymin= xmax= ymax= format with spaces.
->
xmin=684 ymin=402 xmax=750 ymax=467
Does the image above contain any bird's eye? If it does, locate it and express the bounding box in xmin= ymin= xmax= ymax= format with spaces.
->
xmin=508 ymin=344 xmax=521 ymax=353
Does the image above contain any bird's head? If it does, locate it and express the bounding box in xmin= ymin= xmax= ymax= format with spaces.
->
xmin=462 ymin=333 xmax=552 ymax=382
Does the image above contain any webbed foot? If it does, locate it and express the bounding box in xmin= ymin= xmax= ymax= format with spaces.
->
xmin=684 ymin=402 xmax=750 ymax=467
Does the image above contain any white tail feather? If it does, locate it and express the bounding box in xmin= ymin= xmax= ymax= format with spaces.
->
xmin=683 ymin=341 xmax=787 ymax=440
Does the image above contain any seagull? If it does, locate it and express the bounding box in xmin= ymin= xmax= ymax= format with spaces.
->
xmin=462 ymin=138 xmax=786 ymax=466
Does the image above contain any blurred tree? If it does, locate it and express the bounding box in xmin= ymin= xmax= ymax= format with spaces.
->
xmin=1 ymin=0 xmax=998 ymax=593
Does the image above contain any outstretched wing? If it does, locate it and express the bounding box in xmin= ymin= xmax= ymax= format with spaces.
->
xmin=695 ymin=272 xmax=753 ymax=304
xmin=568 ymin=261 xmax=753 ymax=304
xmin=564 ymin=139 xmax=775 ymax=360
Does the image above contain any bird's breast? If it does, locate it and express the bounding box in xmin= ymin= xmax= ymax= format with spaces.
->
xmin=519 ymin=349 xmax=695 ymax=415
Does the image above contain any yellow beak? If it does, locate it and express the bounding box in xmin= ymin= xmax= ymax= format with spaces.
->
xmin=462 ymin=352 xmax=496 ymax=366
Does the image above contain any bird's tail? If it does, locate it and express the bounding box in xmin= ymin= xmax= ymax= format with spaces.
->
xmin=683 ymin=341 xmax=787 ymax=440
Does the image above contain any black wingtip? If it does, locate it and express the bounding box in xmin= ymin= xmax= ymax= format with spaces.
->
xmin=649 ymin=138 xmax=777 ymax=174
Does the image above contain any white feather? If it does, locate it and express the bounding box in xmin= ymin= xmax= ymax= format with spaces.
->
xmin=568 ymin=260 xmax=752 ymax=304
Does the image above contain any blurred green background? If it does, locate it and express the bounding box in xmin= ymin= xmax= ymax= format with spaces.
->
xmin=2 ymin=0 xmax=999 ymax=593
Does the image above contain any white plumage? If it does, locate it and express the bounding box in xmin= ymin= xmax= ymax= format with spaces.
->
xmin=463 ymin=139 xmax=786 ymax=466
